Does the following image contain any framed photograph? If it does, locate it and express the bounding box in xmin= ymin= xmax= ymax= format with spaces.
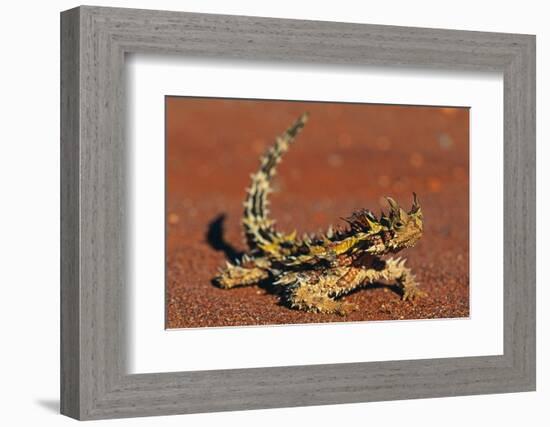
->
xmin=60 ymin=5 xmax=535 ymax=420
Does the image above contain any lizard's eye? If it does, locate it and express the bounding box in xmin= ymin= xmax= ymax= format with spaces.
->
xmin=394 ymin=221 xmax=404 ymax=229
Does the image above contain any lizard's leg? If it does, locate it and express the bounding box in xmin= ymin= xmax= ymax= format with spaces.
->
xmin=335 ymin=256 xmax=425 ymax=301
xmin=380 ymin=257 xmax=426 ymax=300
xmin=214 ymin=257 xmax=270 ymax=289
xmin=284 ymin=268 xmax=358 ymax=315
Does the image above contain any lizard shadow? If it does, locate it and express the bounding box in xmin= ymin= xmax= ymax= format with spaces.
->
xmin=344 ymin=282 xmax=405 ymax=299
xmin=205 ymin=213 xmax=244 ymax=263
xmin=205 ymin=214 xmax=284 ymax=297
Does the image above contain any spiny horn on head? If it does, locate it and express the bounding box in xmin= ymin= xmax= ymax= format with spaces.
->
xmin=385 ymin=197 xmax=399 ymax=213
xmin=386 ymin=196 xmax=411 ymax=223
xmin=386 ymin=196 xmax=405 ymax=220
xmin=410 ymin=192 xmax=421 ymax=214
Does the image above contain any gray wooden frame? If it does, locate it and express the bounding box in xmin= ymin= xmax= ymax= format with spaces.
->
xmin=60 ymin=5 xmax=536 ymax=421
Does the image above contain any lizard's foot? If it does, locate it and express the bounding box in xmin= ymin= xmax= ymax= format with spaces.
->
xmin=400 ymin=281 xmax=426 ymax=301
xmin=314 ymin=298 xmax=358 ymax=316
xmin=332 ymin=301 xmax=359 ymax=316
xmin=214 ymin=263 xmax=269 ymax=289
xmin=287 ymin=284 xmax=358 ymax=315
xmin=382 ymin=257 xmax=426 ymax=301
xmin=402 ymin=285 xmax=426 ymax=301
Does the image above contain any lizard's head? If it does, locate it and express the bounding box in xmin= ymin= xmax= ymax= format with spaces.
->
xmin=344 ymin=193 xmax=423 ymax=256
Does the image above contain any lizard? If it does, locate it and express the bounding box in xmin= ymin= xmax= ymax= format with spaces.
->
xmin=213 ymin=112 xmax=425 ymax=315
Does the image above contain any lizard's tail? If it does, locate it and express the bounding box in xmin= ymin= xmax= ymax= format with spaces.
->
xmin=242 ymin=112 xmax=309 ymax=253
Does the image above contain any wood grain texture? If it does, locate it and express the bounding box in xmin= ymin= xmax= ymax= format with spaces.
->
xmin=60 ymin=5 xmax=536 ymax=420
xmin=60 ymin=7 xmax=80 ymax=419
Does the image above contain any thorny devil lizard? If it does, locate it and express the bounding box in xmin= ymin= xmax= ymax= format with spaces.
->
xmin=214 ymin=112 xmax=425 ymax=315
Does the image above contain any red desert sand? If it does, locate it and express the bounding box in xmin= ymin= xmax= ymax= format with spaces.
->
xmin=166 ymin=98 xmax=469 ymax=328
